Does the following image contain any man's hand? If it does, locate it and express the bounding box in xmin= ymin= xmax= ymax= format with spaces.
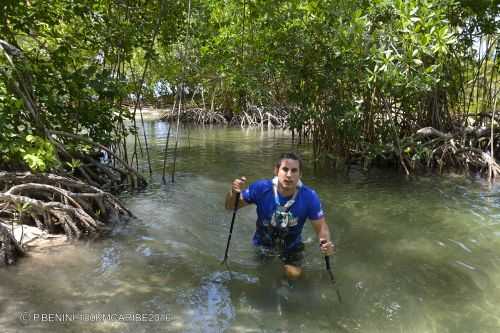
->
xmin=225 ymin=177 xmax=248 ymax=210
xmin=319 ymin=238 xmax=335 ymax=256
xmin=231 ymin=176 xmax=247 ymax=194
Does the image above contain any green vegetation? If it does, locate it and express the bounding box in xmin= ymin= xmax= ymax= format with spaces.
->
xmin=1 ymin=0 xmax=498 ymax=176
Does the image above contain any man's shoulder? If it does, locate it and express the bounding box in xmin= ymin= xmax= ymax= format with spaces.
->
xmin=243 ymin=178 xmax=273 ymax=203
xmin=299 ymin=183 xmax=321 ymax=199
xmin=299 ymin=183 xmax=324 ymax=218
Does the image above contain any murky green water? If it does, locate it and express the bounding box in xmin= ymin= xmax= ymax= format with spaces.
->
xmin=2 ymin=121 xmax=500 ymax=332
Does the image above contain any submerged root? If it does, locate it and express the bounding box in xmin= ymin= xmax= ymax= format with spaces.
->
xmin=0 ymin=172 xmax=134 ymax=265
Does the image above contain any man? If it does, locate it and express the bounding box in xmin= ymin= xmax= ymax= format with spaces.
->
xmin=225 ymin=152 xmax=335 ymax=280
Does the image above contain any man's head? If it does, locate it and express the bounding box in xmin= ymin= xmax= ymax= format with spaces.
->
xmin=274 ymin=153 xmax=302 ymax=194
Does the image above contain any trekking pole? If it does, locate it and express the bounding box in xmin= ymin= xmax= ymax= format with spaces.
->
xmin=221 ymin=192 xmax=240 ymax=266
xmin=321 ymin=240 xmax=342 ymax=303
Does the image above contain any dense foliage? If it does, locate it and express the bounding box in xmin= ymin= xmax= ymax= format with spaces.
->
xmin=191 ymin=0 xmax=499 ymax=171
xmin=1 ymin=0 xmax=498 ymax=175
xmin=0 ymin=0 xmax=184 ymax=172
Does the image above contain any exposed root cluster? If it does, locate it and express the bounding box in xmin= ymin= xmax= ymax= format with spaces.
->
xmin=0 ymin=39 xmax=143 ymax=267
xmin=47 ymin=130 xmax=148 ymax=192
xmin=158 ymin=105 xmax=289 ymax=128
xmin=401 ymin=126 xmax=500 ymax=178
xmin=0 ymin=172 xmax=134 ymax=265
xmin=160 ymin=107 xmax=228 ymax=125
xmin=228 ymin=105 xmax=288 ymax=128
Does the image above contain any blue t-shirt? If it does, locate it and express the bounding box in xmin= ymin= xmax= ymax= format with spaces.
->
xmin=242 ymin=179 xmax=324 ymax=253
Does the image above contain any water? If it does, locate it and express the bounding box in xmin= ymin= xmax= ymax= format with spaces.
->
xmin=2 ymin=121 xmax=500 ymax=332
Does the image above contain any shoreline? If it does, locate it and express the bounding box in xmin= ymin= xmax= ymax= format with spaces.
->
xmin=130 ymin=107 xmax=168 ymax=121
xmin=1 ymin=222 xmax=69 ymax=261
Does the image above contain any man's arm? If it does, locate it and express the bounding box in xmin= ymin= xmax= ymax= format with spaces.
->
xmin=311 ymin=217 xmax=335 ymax=256
xmin=225 ymin=176 xmax=249 ymax=210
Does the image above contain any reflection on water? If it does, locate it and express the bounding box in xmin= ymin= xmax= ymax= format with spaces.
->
xmin=1 ymin=122 xmax=500 ymax=332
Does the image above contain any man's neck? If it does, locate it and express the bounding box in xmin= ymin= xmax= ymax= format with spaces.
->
xmin=277 ymin=184 xmax=296 ymax=197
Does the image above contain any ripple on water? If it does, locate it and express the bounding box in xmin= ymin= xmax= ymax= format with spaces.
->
xmin=96 ymin=243 xmax=121 ymax=274
xmin=179 ymin=271 xmax=235 ymax=332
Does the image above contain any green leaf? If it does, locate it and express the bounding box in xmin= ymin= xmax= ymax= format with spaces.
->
xmin=25 ymin=134 xmax=36 ymax=143
xmin=23 ymin=154 xmax=46 ymax=171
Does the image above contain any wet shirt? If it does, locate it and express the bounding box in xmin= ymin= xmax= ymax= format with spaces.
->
xmin=241 ymin=179 xmax=324 ymax=253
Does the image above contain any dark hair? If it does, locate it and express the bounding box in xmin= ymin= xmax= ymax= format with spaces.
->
xmin=275 ymin=152 xmax=302 ymax=171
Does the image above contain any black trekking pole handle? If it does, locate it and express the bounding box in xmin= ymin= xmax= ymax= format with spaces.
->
xmin=321 ymin=240 xmax=342 ymax=303
xmin=222 ymin=192 xmax=240 ymax=265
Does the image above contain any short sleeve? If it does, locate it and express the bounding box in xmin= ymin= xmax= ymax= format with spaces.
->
xmin=308 ymin=190 xmax=325 ymax=220
xmin=241 ymin=181 xmax=259 ymax=204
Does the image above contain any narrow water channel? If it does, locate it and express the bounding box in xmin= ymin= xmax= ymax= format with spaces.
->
xmin=2 ymin=121 xmax=500 ymax=332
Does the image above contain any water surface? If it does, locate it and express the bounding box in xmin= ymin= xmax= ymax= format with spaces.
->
xmin=1 ymin=122 xmax=500 ymax=332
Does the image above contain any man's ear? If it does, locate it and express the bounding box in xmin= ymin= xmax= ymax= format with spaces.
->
xmin=273 ymin=166 xmax=279 ymax=176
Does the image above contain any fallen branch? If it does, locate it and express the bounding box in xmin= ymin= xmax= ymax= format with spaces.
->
xmin=416 ymin=127 xmax=453 ymax=139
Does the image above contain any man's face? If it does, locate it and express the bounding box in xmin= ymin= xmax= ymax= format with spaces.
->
xmin=274 ymin=159 xmax=301 ymax=192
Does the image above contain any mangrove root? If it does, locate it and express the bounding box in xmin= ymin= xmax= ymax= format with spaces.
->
xmin=0 ymin=223 xmax=25 ymax=266
xmin=0 ymin=172 xmax=134 ymax=265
